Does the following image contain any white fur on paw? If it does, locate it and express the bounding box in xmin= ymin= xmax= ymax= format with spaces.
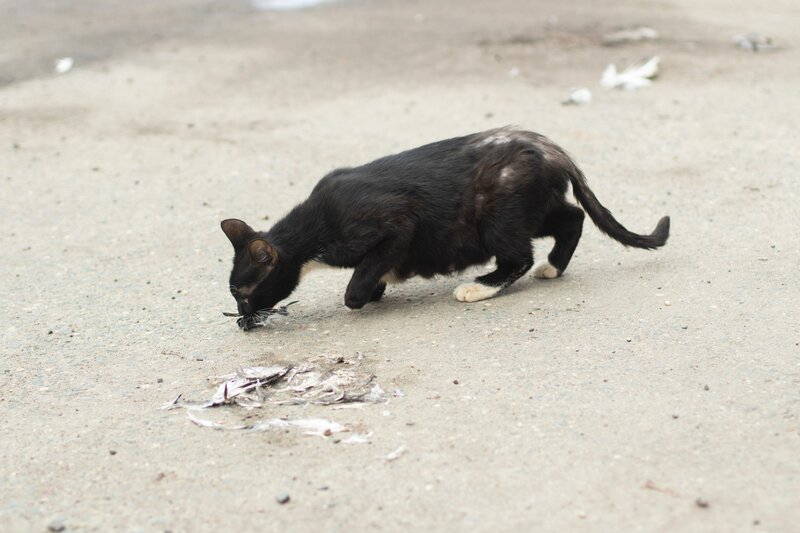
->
xmin=533 ymin=261 xmax=560 ymax=279
xmin=453 ymin=282 xmax=501 ymax=303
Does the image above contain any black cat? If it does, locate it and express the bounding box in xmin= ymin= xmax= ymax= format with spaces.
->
xmin=221 ymin=127 xmax=669 ymax=318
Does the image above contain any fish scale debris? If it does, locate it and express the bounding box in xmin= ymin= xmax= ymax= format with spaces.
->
xmin=163 ymin=357 xmax=390 ymax=410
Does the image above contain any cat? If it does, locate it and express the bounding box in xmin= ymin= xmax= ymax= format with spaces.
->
xmin=221 ymin=126 xmax=669 ymax=318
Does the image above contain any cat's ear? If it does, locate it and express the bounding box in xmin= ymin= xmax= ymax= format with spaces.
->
xmin=220 ymin=219 xmax=254 ymax=249
xmin=248 ymin=239 xmax=279 ymax=265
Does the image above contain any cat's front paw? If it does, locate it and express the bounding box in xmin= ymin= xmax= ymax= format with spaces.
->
xmin=370 ymin=281 xmax=387 ymax=302
xmin=344 ymin=294 xmax=368 ymax=309
xmin=533 ymin=261 xmax=560 ymax=279
xmin=453 ymin=282 xmax=501 ymax=303
xmin=345 ymin=283 xmax=375 ymax=309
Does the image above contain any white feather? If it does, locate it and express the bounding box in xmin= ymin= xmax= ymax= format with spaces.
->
xmin=601 ymin=56 xmax=660 ymax=91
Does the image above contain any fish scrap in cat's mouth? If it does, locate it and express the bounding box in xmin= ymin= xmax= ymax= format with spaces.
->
xmin=223 ymin=301 xmax=298 ymax=331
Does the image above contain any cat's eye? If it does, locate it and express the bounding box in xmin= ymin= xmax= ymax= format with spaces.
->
xmin=229 ymin=285 xmax=238 ymax=296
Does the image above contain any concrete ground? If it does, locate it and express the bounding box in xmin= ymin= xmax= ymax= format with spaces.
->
xmin=1 ymin=0 xmax=798 ymax=531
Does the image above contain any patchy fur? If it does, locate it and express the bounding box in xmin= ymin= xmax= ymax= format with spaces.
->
xmin=221 ymin=127 xmax=669 ymax=315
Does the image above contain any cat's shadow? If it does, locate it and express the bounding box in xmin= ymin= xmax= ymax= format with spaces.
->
xmin=257 ymin=256 xmax=661 ymax=334
xmin=252 ymin=273 xmax=564 ymax=335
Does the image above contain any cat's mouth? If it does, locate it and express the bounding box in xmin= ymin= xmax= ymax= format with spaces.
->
xmin=222 ymin=301 xmax=298 ymax=331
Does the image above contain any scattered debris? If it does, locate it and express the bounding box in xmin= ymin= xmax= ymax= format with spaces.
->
xmin=562 ymin=87 xmax=592 ymax=105
xmin=603 ymin=26 xmax=659 ymax=46
xmin=188 ymin=410 xmax=346 ymax=436
xmin=54 ymin=57 xmax=73 ymax=74
xmin=277 ymin=368 xmax=385 ymax=406
xmin=187 ymin=410 xmax=240 ymax=430
xmin=343 ymin=432 xmax=372 ymax=444
xmin=251 ymin=418 xmax=347 ymax=437
xmin=166 ymin=355 xmax=395 ymax=437
xmin=166 ymin=356 xmax=390 ymax=411
xmin=386 ymin=445 xmax=407 ymax=462
xmin=643 ymin=479 xmax=679 ymax=497
xmin=161 ymin=394 xmax=183 ymax=410
xmin=332 ymin=403 xmax=365 ymax=410
xmin=212 ymin=365 xmax=291 ymax=407
xmin=601 ymin=56 xmax=660 ymax=91
xmin=164 ymin=366 xmax=291 ymax=409
xmin=733 ymin=33 xmax=776 ymax=52
xmin=223 ymin=301 xmax=298 ymax=331
xmin=47 ymin=519 xmax=66 ymax=532
xmin=695 ymin=498 xmax=710 ymax=508
xmin=276 ymin=492 xmax=291 ymax=504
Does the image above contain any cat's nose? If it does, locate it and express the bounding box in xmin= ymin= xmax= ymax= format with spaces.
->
xmin=237 ymin=301 xmax=246 ymax=315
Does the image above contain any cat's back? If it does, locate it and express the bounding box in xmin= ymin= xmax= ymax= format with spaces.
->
xmin=312 ymin=131 xmax=484 ymax=194
xmin=309 ymin=127 xmax=561 ymax=206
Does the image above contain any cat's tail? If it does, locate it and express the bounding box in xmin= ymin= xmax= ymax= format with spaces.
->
xmin=567 ymin=167 xmax=670 ymax=250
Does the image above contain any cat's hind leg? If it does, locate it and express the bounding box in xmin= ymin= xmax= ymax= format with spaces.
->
xmin=534 ymin=204 xmax=585 ymax=279
xmin=454 ymin=244 xmax=534 ymax=303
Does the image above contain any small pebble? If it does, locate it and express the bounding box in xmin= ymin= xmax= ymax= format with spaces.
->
xmin=109 ymin=450 xmax=117 ymax=456
xmin=626 ymin=337 xmax=632 ymax=342
xmin=47 ymin=519 xmax=65 ymax=532
xmin=672 ymin=415 xmax=679 ymax=419
xmin=276 ymin=492 xmax=291 ymax=505
xmin=157 ymin=378 xmax=163 ymax=384
xmin=704 ymin=385 xmax=709 ymax=391
xmin=695 ymin=498 xmax=709 ymax=508
xmin=453 ymin=379 xmax=459 ymax=385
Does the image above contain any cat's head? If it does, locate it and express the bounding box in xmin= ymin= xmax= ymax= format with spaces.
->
xmin=220 ymin=219 xmax=295 ymax=316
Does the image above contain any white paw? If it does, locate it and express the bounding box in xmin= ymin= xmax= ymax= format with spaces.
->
xmin=453 ymin=282 xmax=501 ymax=303
xmin=533 ymin=261 xmax=560 ymax=279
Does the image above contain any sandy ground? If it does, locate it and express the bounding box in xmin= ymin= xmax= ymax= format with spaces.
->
xmin=2 ymin=0 xmax=799 ymax=531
